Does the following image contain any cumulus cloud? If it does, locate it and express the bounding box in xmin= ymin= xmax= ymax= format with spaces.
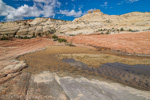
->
xmin=59 ymin=10 xmax=82 ymax=17
xmin=0 ymin=0 xmax=15 ymax=16
xmin=0 ymin=0 xmax=61 ymax=21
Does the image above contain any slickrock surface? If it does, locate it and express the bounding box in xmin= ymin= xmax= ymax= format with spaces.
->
xmin=63 ymin=31 xmax=150 ymax=55
xmin=0 ymin=37 xmax=56 ymax=85
xmin=1 ymin=71 xmax=150 ymax=100
xmin=0 ymin=38 xmax=150 ymax=99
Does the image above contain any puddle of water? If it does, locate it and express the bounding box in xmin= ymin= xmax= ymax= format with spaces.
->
xmin=62 ymin=58 xmax=150 ymax=90
xmin=62 ymin=58 xmax=96 ymax=71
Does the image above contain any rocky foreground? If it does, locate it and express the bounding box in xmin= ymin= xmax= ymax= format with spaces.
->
xmin=1 ymin=71 xmax=150 ymax=100
xmin=0 ymin=33 xmax=150 ymax=99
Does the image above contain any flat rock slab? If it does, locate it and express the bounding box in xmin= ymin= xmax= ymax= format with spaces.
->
xmin=58 ymin=77 xmax=150 ymax=100
xmin=27 ymin=71 xmax=68 ymax=100
xmin=0 ymin=71 xmax=150 ymax=100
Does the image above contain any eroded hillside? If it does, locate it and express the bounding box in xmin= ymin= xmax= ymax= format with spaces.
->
xmin=0 ymin=9 xmax=150 ymax=37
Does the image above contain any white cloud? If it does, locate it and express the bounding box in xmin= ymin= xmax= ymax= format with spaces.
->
xmin=128 ymin=0 xmax=139 ymax=3
xmin=0 ymin=0 xmax=61 ymax=21
xmin=6 ymin=4 xmax=41 ymax=21
xmin=0 ymin=0 xmax=15 ymax=16
xmin=59 ymin=10 xmax=82 ymax=17
xmin=88 ymin=8 xmax=96 ymax=12
xmin=101 ymin=2 xmax=108 ymax=9
xmin=117 ymin=0 xmax=139 ymax=5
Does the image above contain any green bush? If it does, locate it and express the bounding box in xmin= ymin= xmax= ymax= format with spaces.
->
xmin=18 ymin=36 xmax=31 ymax=39
xmin=120 ymin=28 xmax=124 ymax=31
xmin=58 ymin=38 xmax=67 ymax=43
xmin=98 ymin=29 xmax=103 ymax=31
xmin=106 ymin=31 xmax=110 ymax=35
xmin=52 ymin=35 xmax=58 ymax=39
xmin=32 ymin=34 xmax=36 ymax=38
xmin=100 ymin=32 xmax=104 ymax=35
xmin=129 ymin=29 xmax=132 ymax=31
xmin=0 ymin=36 xmax=9 ymax=40
xmin=0 ymin=35 xmax=13 ymax=40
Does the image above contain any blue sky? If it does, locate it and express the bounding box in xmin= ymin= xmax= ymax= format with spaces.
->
xmin=0 ymin=0 xmax=149 ymax=22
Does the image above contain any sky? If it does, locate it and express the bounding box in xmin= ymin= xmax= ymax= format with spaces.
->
xmin=0 ymin=0 xmax=149 ymax=22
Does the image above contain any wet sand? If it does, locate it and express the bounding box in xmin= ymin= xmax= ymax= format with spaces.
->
xmin=18 ymin=46 xmax=150 ymax=90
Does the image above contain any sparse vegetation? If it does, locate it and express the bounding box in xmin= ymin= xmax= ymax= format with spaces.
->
xmin=128 ymin=29 xmax=139 ymax=32
xmin=52 ymin=35 xmax=67 ymax=43
xmin=69 ymin=34 xmax=76 ymax=36
xmin=0 ymin=36 xmax=11 ymax=40
xmin=58 ymin=38 xmax=67 ymax=43
xmin=66 ymin=42 xmax=76 ymax=47
xmin=52 ymin=35 xmax=58 ymax=40
xmin=17 ymin=35 xmax=36 ymax=39
xmin=0 ymin=35 xmax=13 ymax=41
xmin=98 ymin=29 xmax=103 ymax=31
xmin=120 ymin=28 xmax=124 ymax=31
xmin=129 ymin=29 xmax=132 ymax=32
xmin=32 ymin=34 xmax=36 ymax=38
xmin=106 ymin=30 xmax=110 ymax=35
xmin=100 ymin=32 xmax=104 ymax=35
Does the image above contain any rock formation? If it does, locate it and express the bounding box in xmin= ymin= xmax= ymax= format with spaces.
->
xmin=0 ymin=9 xmax=150 ymax=37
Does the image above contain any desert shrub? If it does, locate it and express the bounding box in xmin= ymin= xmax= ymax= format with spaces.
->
xmin=117 ymin=29 xmax=120 ymax=31
xmin=18 ymin=36 xmax=31 ymax=39
xmin=32 ymin=34 xmax=36 ymax=38
xmin=58 ymin=38 xmax=67 ymax=43
xmin=131 ymin=30 xmax=139 ymax=32
xmin=0 ymin=36 xmax=9 ymax=40
xmin=60 ymin=32 xmax=64 ymax=34
xmin=69 ymin=34 xmax=76 ymax=36
xmin=6 ymin=33 xmax=9 ymax=36
xmin=100 ymin=32 xmax=104 ymax=35
xmin=98 ymin=29 xmax=103 ymax=31
xmin=129 ymin=29 xmax=132 ymax=31
xmin=24 ymin=36 xmax=31 ymax=39
xmin=120 ymin=28 xmax=124 ymax=31
xmin=0 ymin=36 xmax=13 ymax=40
xmin=106 ymin=31 xmax=110 ymax=35
xmin=52 ymin=35 xmax=58 ymax=39
xmin=66 ymin=42 xmax=76 ymax=47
